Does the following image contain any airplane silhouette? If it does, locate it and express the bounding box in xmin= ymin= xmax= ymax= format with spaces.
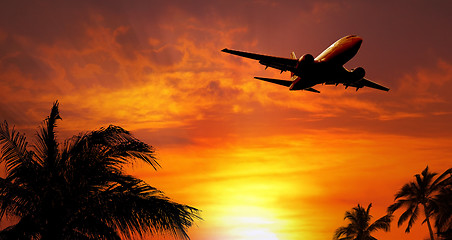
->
xmin=222 ymin=35 xmax=389 ymax=93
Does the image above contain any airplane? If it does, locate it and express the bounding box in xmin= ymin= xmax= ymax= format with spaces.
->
xmin=221 ymin=35 xmax=389 ymax=93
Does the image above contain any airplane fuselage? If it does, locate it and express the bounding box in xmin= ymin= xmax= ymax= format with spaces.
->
xmin=314 ymin=35 xmax=362 ymax=65
xmin=289 ymin=36 xmax=363 ymax=90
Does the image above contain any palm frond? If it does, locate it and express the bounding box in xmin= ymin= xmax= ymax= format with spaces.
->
xmin=85 ymin=179 xmax=201 ymax=240
xmin=366 ymin=203 xmax=372 ymax=216
xmin=368 ymin=214 xmax=392 ymax=233
xmin=0 ymin=121 xmax=41 ymax=222
xmin=387 ymin=199 xmax=406 ymax=214
xmin=70 ymin=125 xmax=160 ymax=170
xmin=33 ymin=101 xmax=61 ymax=168
xmin=0 ymin=215 xmax=40 ymax=239
xmin=397 ymin=204 xmax=415 ymax=227
xmin=65 ymin=214 xmax=122 ymax=240
xmin=334 ymin=226 xmax=355 ymax=240
xmin=0 ymin=121 xmax=34 ymax=173
xmin=433 ymin=187 xmax=452 ymax=232
xmin=432 ymin=167 xmax=452 ymax=190
xmin=0 ymin=176 xmax=36 ymax=219
xmin=405 ymin=205 xmax=419 ymax=233
xmin=393 ymin=182 xmax=416 ymax=200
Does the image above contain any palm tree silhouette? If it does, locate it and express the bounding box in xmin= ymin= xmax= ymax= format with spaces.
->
xmin=388 ymin=166 xmax=451 ymax=240
xmin=334 ymin=203 xmax=392 ymax=240
xmin=432 ymin=172 xmax=452 ymax=240
xmin=0 ymin=101 xmax=200 ymax=239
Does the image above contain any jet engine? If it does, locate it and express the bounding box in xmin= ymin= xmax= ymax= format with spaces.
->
xmin=296 ymin=54 xmax=314 ymax=72
xmin=299 ymin=54 xmax=314 ymax=64
xmin=351 ymin=67 xmax=365 ymax=80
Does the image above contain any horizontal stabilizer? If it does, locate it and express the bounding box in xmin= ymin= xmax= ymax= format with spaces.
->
xmin=305 ymin=87 xmax=320 ymax=93
xmin=254 ymin=77 xmax=292 ymax=87
xmin=350 ymin=78 xmax=389 ymax=91
xmin=361 ymin=78 xmax=389 ymax=91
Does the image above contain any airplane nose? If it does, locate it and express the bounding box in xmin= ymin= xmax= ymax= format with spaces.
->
xmin=353 ymin=36 xmax=363 ymax=48
xmin=345 ymin=35 xmax=363 ymax=47
xmin=354 ymin=36 xmax=363 ymax=44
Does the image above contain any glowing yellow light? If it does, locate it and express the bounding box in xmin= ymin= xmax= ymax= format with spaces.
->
xmin=235 ymin=227 xmax=279 ymax=240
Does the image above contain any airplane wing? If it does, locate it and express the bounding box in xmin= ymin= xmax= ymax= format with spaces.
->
xmin=352 ymin=78 xmax=389 ymax=91
xmin=222 ymin=48 xmax=298 ymax=73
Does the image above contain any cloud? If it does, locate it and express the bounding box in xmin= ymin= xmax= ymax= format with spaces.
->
xmin=2 ymin=0 xmax=452 ymax=144
xmin=398 ymin=59 xmax=452 ymax=96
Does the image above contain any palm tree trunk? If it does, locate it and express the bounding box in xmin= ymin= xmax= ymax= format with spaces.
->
xmin=426 ymin=217 xmax=435 ymax=240
xmin=423 ymin=204 xmax=435 ymax=240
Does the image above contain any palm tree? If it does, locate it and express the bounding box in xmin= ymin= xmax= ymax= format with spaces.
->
xmin=334 ymin=203 xmax=392 ymax=240
xmin=432 ymin=173 xmax=452 ymax=240
xmin=387 ymin=166 xmax=451 ymax=240
xmin=0 ymin=101 xmax=201 ymax=239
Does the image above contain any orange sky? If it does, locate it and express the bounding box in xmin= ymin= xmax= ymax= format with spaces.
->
xmin=1 ymin=1 xmax=452 ymax=239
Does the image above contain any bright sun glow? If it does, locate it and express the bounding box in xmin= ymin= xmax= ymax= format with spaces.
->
xmin=217 ymin=205 xmax=281 ymax=240
xmin=237 ymin=228 xmax=279 ymax=240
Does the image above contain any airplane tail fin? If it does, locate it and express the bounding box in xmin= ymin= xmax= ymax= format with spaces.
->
xmin=290 ymin=52 xmax=297 ymax=79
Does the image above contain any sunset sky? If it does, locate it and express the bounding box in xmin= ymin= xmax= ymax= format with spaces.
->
xmin=1 ymin=1 xmax=452 ymax=239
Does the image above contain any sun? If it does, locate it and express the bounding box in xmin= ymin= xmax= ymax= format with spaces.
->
xmin=234 ymin=227 xmax=279 ymax=240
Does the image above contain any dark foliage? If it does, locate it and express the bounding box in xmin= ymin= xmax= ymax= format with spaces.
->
xmin=388 ymin=166 xmax=451 ymax=240
xmin=334 ymin=203 xmax=392 ymax=240
xmin=0 ymin=101 xmax=200 ymax=240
